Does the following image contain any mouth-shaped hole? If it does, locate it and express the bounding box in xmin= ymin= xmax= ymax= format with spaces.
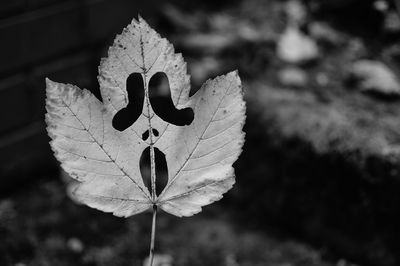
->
xmin=139 ymin=146 xmax=168 ymax=197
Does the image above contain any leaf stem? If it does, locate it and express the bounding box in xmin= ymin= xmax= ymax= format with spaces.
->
xmin=148 ymin=205 xmax=157 ymax=266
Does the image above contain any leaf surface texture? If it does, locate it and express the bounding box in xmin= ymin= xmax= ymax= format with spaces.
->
xmin=46 ymin=17 xmax=245 ymax=217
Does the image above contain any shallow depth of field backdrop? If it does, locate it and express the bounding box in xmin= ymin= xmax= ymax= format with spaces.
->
xmin=1 ymin=0 xmax=400 ymax=265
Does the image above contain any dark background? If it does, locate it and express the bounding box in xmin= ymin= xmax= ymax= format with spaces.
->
xmin=2 ymin=0 xmax=400 ymax=265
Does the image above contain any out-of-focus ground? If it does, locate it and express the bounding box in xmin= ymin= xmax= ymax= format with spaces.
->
xmin=2 ymin=0 xmax=400 ymax=265
xmin=0 ymin=179 xmax=336 ymax=266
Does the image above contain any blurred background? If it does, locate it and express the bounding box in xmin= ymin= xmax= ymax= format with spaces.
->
xmin=2 ymin=0 xmax=400 ymax=265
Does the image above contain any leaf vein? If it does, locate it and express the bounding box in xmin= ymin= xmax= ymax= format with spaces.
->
xmin=62 ymin=101 xmax=151 ymax=201
xmin=159 ymin=79 xmax=234 ymax=199
xmin=160 ymin=178 xmax=230 ymax=202
xmin=191 ymin=138 xmax=236 ymax=159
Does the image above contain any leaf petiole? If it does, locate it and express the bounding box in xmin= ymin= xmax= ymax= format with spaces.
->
xmin=148 ymin=205 xmax=157 ymax=266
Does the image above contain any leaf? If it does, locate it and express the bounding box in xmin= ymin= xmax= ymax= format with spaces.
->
xmin=45 ymin=16 xmax=246 ymax=217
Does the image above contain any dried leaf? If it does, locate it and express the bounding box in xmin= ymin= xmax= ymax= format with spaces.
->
xmin=45 ymin=17 xmax=246 ymax=217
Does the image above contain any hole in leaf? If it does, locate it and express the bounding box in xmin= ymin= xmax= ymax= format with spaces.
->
xmin=155 ymin=148 xmax=168 ymax=196
xmin=142 ymin=130 xmax=149 ymax=141
xmin=112 ymin=73 xmax=144 ymax=131
xmin=142 ymin=129 xmax=159 ymax=141
xmin=149 ymin=72 xmax=194 ymax=126
xmin=139 ymin=147 xmax=169 ymax=197
xmin=140 ymin=147 xmax=151 ymax=194
xmin=152 ymin=128 xmax=159 ymax=137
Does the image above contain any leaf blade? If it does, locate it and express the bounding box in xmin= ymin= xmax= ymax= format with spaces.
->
xmin=46 ymin=79 xmax=152 ymax=217
xmin=45 ymin=18 xmax=246 ymax=218
xmin=156 ymin=71 xmax=245 ymax=217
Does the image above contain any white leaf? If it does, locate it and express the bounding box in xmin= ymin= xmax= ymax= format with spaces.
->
xmin=46 ymin=17 xmax=246 ymax=217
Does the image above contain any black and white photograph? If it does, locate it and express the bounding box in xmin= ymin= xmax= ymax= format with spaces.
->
xmin=1 ymin=0 xmax=400 ymax=265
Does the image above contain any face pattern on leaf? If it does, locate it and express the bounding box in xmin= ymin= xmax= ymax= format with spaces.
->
xmin=45 ymin=17 xmax=246 ymax=218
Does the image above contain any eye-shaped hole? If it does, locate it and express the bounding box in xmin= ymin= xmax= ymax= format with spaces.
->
xmin=149 ymin=72 xmax=194 ymax=126
xmin=142 ymin=130 xmax=149 ymax=141
xmin=112 ymin=73 xmax=144 ymax=131
xmin=139 ymin=147 xmax=168 ymax=197
xmin=142 ymin=129 xmax=159 ymax=141
xmin=152 ymin=129 xmax=159 ymax=137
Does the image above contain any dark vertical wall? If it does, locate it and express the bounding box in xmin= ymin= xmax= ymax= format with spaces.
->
xmin=0 ymin=0 xmax=154 ymax=192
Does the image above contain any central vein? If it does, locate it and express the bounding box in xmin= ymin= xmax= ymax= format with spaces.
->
xmin=139 ymin=27 xmax=157 ymax=203
xmin=143 ymin=72 xmax=157 ymax=203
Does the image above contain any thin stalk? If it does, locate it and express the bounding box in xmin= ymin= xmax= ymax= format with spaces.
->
xmin=148 ymin=205 xmax=157 ymax=266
